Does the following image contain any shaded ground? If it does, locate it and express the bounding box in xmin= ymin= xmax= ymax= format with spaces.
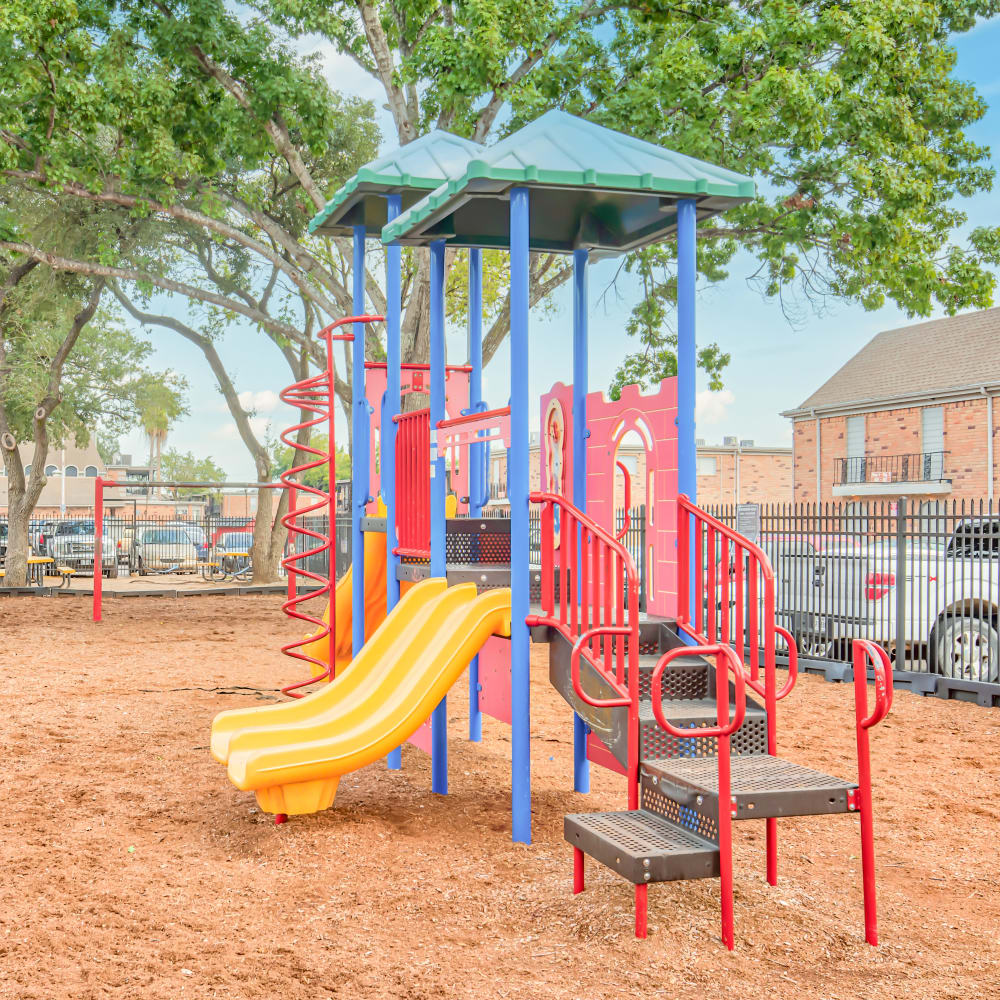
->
xmin=1 ymin=595 xmax=998 ymax=999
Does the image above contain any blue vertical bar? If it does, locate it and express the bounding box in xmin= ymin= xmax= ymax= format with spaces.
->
xmin=677 ymin=199 xmax=698 ymax=621
xmin=351 ymin=226 xmax=367 ymax=659
xmin=509 ymin=187 xmax=531 ymax=844
xmin=571 ymin=247 xmax=590 ymax=794
xmin=429 ymin=239 xmax=448 ymax=794
xmin=467 ymin=248 xmax=484 ymax=743
xmin=385 ymin=195 xmax=403 ymax=772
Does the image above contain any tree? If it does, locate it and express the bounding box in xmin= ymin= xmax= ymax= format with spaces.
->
xmin=270 ymin=433 xmax=351 ymax=492
xmin=0 ymin=249 xmax=187 ymax=585
xmin=160 ymin=448 xmax=227 ymax=497
xmin=136 ymin=377 xmax=188 ymax=490
xmin=2 ymin=2 xmax=998 ymax=443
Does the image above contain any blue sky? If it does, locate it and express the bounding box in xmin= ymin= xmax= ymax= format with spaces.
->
xmin=116 ymin=18 xmax=1000 ymax=478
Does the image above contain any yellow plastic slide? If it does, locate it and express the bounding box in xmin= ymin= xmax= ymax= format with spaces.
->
xmin=299 ymin=530 xmax=388 ymax=675
xmin=212 ymin=579 xmax=511 ymax=815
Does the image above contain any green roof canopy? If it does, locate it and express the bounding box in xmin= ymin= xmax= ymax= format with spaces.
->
xmin=308 ymin=130 xmax=481 ymax=237
xmin=381 ymin=110 xmax=756 ymax=253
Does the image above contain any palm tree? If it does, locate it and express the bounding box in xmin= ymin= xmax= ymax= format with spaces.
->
xmin=137 ymin=379 xmax=186 ymax=494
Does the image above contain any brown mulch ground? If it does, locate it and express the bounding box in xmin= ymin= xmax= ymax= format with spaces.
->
xmin=1 ymin=594 xmax=998 ymax=999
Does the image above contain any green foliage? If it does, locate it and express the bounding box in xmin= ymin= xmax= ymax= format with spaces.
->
xmin=269 ymin=433 xmax=350 ymax=491
xmin=160 ymin=448 xmax=227 ymax=494
xmin=2 ymin=0 xmax=998 ymax=403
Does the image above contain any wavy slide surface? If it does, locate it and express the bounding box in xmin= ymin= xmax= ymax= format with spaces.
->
xmin=212 ymin=579 xmax=511 ymax=814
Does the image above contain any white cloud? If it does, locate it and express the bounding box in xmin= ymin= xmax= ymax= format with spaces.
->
xmin=237 ymin=389 xmax=281 ymax=414
xmin=696 ymin=389 xmax=735 ymax=426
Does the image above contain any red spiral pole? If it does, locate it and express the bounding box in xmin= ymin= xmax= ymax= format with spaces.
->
xmin=278 ymin=314 xmax=384 ymax=697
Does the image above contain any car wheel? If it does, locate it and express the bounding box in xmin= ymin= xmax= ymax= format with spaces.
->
xmin=932 ymin=614 xmax=999 ymax=683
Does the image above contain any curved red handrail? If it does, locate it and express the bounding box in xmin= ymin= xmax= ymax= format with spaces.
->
xmin=650 ymin=644 xmax=747 ymax=738
xmin=570 ymin=626 xmax=633 ymax=708
xmin=853 ymin=639 xmax=894 ymax=730
xmin=278 ymin=314 xmax=383 ymax=698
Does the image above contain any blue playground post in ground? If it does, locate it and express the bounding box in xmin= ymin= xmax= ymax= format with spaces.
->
xmin=429 ymin=239 xmax=448 ymax=794
xmin=385 ymin=194 xmax=403 ymax=772
xmin=676 ymin=199 xmax=697 ymax=620
xmin=509 ymin=187 xmax=531 ymax=844
xmin=467 ymin=248 xmax=484 ymax=744
xmin=352 ymin=226 xmax=368 ymax=659
xmin=571 ymin=247 xmax=590 ymax=794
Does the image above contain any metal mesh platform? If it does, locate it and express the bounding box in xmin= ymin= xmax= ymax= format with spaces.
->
xmin=638 ymin=698 xmax=768 ymax=761
xmin=564 ymin=810 xmax=720 ymax=884
xmin=644 ymin=755 xmax=857 ymax=819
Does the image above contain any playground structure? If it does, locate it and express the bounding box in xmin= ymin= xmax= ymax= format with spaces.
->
xmin=209 ymin=111 xmax=892 ymax=948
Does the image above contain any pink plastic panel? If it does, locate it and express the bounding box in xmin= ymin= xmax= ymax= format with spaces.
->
xmin=407 ymin=717 xmax=432 ymax=754
xmin=477 ymin=636 xmax=512 ymax=724
xmin=586 ymin=731 xmax=627 ymax=776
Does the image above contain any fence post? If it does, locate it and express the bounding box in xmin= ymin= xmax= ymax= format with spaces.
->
xmin=894 ymin=497 xmax=907 ymax=676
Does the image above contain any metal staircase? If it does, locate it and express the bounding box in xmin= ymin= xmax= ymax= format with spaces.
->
xmin=528 ymin=491 xmax=893 ymax=950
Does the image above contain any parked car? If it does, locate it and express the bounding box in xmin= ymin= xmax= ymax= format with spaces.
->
xmin=48 ymin=520 xmax=118 ymax=576
xmin=214 ymin=531 xmax=255 ymax=555
xmin=210 ymin=522 xmax=253 ymax=548
xmin=764 ymin=529 xmax=1000 ymax=684
xmin=165 ymin=522 xmax=210 ymax=561
xmin=132 ymin=527 xmax=199 ymax=574
xmin=0 ymin=521 xmax=7 ymax=562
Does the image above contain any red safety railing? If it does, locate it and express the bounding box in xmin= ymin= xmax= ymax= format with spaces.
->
xmin=279 ymin=314 xmax=383 ymax=697
xmin=394 ymin=408 xmax=431 ymax=558
xmin=651 ymin=643 xmax=747 ymax=950
xmin=676 ymin=493 xmax=798 ymax=885
xmin=852 ymin=639 xmax=893 ymax=946
xmin=527 ymin=490 xmax=641 ymax=808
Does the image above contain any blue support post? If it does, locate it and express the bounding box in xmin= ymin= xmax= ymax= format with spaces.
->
xmin=509 ymin=187 xmax=531 ymax=843
xmin=429 ymin=239 xmax=448 ymax=794
xmin=385 ymin=195 xmax=403 ymax=772
xmin=467 ymin=248 xmax=484 ymax=743
xmin=351 ymin=226 xmax=368 ymax=659
xmin=676 ymin=199 xmax=698 ymax=623
xmin=571 ymin=247 xmax=590 ymax=794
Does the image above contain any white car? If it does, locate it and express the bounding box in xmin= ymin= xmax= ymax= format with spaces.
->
xmin=133 ymin=527 xmax=200 ymax=574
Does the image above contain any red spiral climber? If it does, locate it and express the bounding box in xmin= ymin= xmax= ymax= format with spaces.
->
xmin=278 ymin=314 xmax=384 ymax=698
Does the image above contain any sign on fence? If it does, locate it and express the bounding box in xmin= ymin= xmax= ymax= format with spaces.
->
xmin=735 ymin=503 xmax=761 ymax=545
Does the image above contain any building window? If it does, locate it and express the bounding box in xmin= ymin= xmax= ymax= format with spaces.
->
xmin=85 ymin=465 xmax=98 ymax=477
xmin=65 ymin=465 xmax=78 ymax=477
xmin=921 ymin=406 xmax=944 ymax=479
xmin=845 ymin=415 xmax=865 ymax=482
xmin=45 ymin=464 xmax=58 ymax=476
xmin=696 ymin=456 xmax=717 ymax=476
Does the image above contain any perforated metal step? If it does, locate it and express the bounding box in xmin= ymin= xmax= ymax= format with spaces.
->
xmin=643 ymin=755 xmax=856 ymax=820
xmin=638 ymin=695 xmax=768 ymax=762
xmin=564 ymin=810 xmax=720 ymax=884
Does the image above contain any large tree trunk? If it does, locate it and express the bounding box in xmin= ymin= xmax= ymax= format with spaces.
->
xmin=2 ymin=470 xmax=47 ymax=588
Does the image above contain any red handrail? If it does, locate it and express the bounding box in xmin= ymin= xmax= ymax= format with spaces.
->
xmin=650 ymin=642 xmax=747 ymax=950
xmin=677 ymin=493 xmax=798 ymax=887
xmin=527 ymin=489 xmax=640 ymax=810
xmin=436 ymin=405 xmax=511 ymax=431
xmin=852 ymin=639 xmax=893 ymax=946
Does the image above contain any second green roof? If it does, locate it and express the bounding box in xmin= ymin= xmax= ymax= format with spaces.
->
xmin=309 ymin=130 xmax=481 ymax=237
xmin=382 ymin=110 xmax=756 ymax=253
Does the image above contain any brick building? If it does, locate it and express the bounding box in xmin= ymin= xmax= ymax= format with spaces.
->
xmin=487 ymin=435 xmax=791 ymax=509
xmin=782 ymin=307 xmax=1000 ymax=505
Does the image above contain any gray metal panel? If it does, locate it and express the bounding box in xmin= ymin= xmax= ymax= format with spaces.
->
xmin=564 ymin=810 xmax=719 ymax=884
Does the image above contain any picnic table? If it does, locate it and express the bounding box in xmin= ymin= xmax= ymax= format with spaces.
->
xmin=27 ymin=556 xmax=54 ymax=588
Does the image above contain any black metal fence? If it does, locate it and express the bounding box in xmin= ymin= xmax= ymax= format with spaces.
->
xmin=706 ymin=498 xmax=1000 ymax=703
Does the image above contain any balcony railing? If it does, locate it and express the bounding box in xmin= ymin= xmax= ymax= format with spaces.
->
xmin=834 ymin=451 xmax=947 ymax=486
